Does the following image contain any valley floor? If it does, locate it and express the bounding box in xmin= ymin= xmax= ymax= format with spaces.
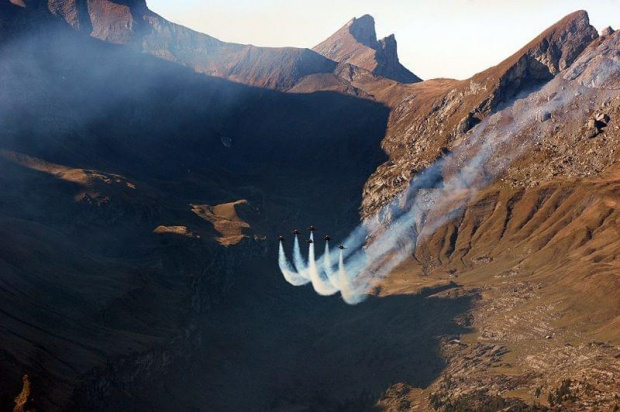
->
xmin=376 ymin=177 xmax=620 ymax=411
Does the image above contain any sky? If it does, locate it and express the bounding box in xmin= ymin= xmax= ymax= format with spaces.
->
xmin=147 ymin=0 xmax=620 ymax=80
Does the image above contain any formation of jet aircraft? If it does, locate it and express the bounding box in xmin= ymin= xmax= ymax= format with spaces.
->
xmin=277 ymin=227 xmax=345 ymax=249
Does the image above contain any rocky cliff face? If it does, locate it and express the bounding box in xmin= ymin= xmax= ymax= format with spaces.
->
xmin=359 ymin=11 xmax=620 ymax=411
xmin=362 ymin=10 xmax=599 ymax=218
xmin=313 ymin=14 xmax=421 ymax=83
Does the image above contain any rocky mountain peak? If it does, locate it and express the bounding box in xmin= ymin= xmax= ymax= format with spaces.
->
xmin=377 ymin=34 xmax=397 ymax=60
xmin=103 ymin=0 xmax=148 ymax=14
xmin=539 ymin=10 xmax=598 ymax=73
xmin=464 ymin=9 xmax=599 ymax=118
xmin=362 ymin=10 xmax=601 ymax=219
xmin=346 ymin=14 xmax=378 ymax=48
xmin=18 ymin=0 xmax=152 ymax=41
xmin=314 ymin=14 xmax=421 ymax=83
xmin=111 ymin=0 xmax=147 ymax=8
xmin=485 ymin=10 xmax=597 ymax=78
xmin=602 ymin=26 xmax=615 ymax=37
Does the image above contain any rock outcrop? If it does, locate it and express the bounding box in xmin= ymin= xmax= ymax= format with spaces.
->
xmin=313 ymin=14 xmax=421 ymax=83
xmin=13 ymin=375 xmax=37 ymax=412
xmin=362 ymin=10 xmax=599 ymax=217
xmin=602 ymin=26 xmax=615 ymax=37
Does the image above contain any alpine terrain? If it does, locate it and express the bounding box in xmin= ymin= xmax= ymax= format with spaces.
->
xmin=0 ymin=1 xmax=618 ymax=411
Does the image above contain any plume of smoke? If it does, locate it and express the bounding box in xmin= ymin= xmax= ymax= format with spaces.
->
xmin=279 ymin=242 xmax=309 ymax=286
xmin=307 ymin=234 xmax=338 ymax=296
xmin=323 ymin=241 xmax=339 ymax=289
xmin=292 ymin=235 xmax=310 ymax=280
xmin=337 ymin=249 xmax=353 ymax=304
xmin=279 ymin=37 xmax=620 ymax=304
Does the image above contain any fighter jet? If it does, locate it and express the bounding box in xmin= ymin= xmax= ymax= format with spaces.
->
xmin=277 ymin=236 xmax=284 ymax=242
xmin=324 ymin=235 xmax=332 ymax=241
xmin=292 ymin=229 xmax=300 ymax=235
xmin=307 ymin=239 xmax=314 ymax=244
xmin=308 ymin=225 xmax=316 ymax=232
xmin=339 ymin=245 xmax=346 ymax=250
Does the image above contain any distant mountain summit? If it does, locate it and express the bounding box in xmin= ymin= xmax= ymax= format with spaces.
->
xmin=7 ymin=0 xmax=336 ymax=89
xmin=3 ymin=2 xmax=422 ymax=92
xmin=313 ymin=14 xmax=421 ymax=83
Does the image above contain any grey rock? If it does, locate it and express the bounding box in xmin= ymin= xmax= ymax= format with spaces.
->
xmin=602 ymin=26 xmax=615 ymax=37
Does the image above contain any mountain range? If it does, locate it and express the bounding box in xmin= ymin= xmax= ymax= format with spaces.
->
xmin=1 ymin=1 xmax=619 ymax=411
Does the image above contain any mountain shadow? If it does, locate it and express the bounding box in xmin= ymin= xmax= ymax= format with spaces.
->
xmin=0 ymin=13 xmax=396 ymax=411
xmin=75 ymin=257 xmax=473 ymax=411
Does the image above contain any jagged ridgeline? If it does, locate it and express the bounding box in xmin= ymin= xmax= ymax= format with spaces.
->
xmin=0 ymin=2 xmax=619 ymax=411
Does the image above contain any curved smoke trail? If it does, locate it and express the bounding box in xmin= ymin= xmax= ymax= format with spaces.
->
xmin=278 ymin=242 xmax=309 ymax=286
xmin=308 ymin=234 xmax=338 ymax=296
xmin=338 ymin=249 xmax=346 ymax=287
xmin=337 ymin=248 xmax=367 ymax=305
xmin=293 ymin=235 xmax=309 ymax=279
xmin=323 ymin=241 xmax=339 ymax=289
xmin=278 ymin=47 xmax=620 ymax=304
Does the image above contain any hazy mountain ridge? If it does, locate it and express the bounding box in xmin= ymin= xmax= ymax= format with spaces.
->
xmin=8 ymin=0 xmax=424 ymax=95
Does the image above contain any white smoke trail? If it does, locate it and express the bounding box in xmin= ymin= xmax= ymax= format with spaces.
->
xmin=293 ymin=235 xmax=309 ymax=280
xmin=278 ymin=36 xmax=620 ymax=304
xmin=336 ymin=247 xmax=369 ymax=305
xmin=278 ymin=242 xmax=309 ymax=286
xmin=337 ymin=249 xmax=350 ymax=303
xmin=335 ymin=77 xmax=615 ymax=299
xmin=307 ymin=234 xmax=338 ymax=296
xmin=338 ymin=249 xmax=345 ymax=274
xmin=335 ymin=82 xmax=571 ymax=293
xmin=323 ymin=241 xmax=339 ymax=289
